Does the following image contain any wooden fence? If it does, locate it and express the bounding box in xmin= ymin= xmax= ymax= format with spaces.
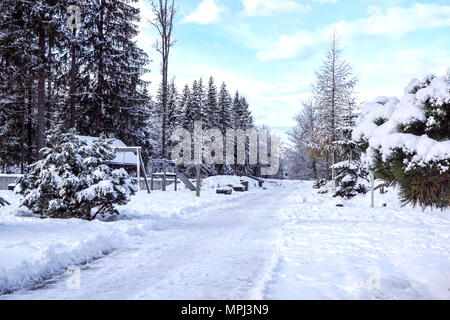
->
xmin=0 ymin=174 xmax=169 ymax=191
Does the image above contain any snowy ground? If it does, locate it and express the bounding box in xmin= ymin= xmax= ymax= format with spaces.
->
xmin=0 ymin=177 xmax=449 ymax=299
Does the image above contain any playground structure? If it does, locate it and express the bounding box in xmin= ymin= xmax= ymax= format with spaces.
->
xmin=0 ymin=196 xmax=10 ymax=207
xmin=149 ymin=159 xmax=196 ymax=192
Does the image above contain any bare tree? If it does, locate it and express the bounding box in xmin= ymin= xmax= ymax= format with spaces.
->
xmin=312 ymin=30 xmax=357 ymax=183
xmin=150 ymin=0 xmax=176 ymax=159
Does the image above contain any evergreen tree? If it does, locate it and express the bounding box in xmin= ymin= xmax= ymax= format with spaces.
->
xmin=217 ymin=82 xmax=233 ymax=135
xmin=179 ymin=84 xmax=191 ymax=130
xmin=184 ymin=80 xmax=203 ymax=132
xmin=332 ymin=115 xmax=368 ymax=199
xmin=197 ymin=78 xmax=209 ymax=127
xmin=354 ymin=74 xmax=449 ymax=209
xmin=76 ymin=0 xmax=151 ymax=149
xmin=166 ymin=78 xmax=182 ymax=155
xmin=15 ymin=127 xmax=137 ymax=220
xmin=232 ymin=91 xmax=241 ymax=129
xmin=206 ymin=76 xmax=220 ymax=128
xmin=238 ymin=96 xmax=254 ymax=129
xmin=0 ymin=0 xmax=152 ymax=170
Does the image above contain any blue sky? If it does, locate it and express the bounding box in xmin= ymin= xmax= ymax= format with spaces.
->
xmin=135 ymin=0 xmax=450 ymax=140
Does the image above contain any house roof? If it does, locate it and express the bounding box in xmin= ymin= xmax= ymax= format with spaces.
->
xmin=76 ymin=135 xmax=138 ymax=166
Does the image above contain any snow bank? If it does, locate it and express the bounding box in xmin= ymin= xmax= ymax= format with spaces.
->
xmin=0 ymin=190 xmax=160 ymax=294
xmin=265 ymin=182 xmax=450 ymax=300
xmin=201 ymin=175 xmax=260 ymax=190
xmin=0 ymin=178 xmax=264 ymax=294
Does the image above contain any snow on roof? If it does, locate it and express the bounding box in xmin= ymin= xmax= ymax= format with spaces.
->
xmin=76 ymin=135 xmax=138 ymax=166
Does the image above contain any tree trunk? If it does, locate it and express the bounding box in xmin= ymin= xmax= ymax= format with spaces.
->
xmin=312 ymin=159 xmax=317 ymax=180
xmin=70 ymin=28 xmax=77 ymax=128
xmin=27 ymin=87 xmax=33 ymax=165
xmin=46 ymin=39 xmax=53 ymax=130
xmin=95 ymin=0 xmax=105 ymax=134
xmin=37 ymin=24 xmax=46 ymax=160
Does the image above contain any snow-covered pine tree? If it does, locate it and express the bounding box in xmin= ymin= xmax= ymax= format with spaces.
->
xmin=76 ymin=0 xmax=151 ymax=149
xmin=232 ymin=91 xmax=241 ymax=130
xmin=15 ymin=127 xmax=137 ymax=220
xmin=332 ymin=114 xmax=368 ymax=199
xmin=217 ymin=82 xmax=234 ymax=175
xmin=166 ymin=78 xmax=182 ymax=156
xmin=353 ymin=74 xmax=450 ymax=209
xmin=238 ymin=96 xmax=254 ymax=129
xmin=0 ymin=3 xmax=29 ymax=170
xmin=179 ymin=84 xmax=191 ymax=130
xmin=184 ymin=80 xmax=203 ymax=132
xmin=218 ymin=82 xmax=233 ymax=135
xmin=147 ymin=96 xmax=163 ymax=159
xmin=197 ymin=78 xmax=210 ymax=128
xmin=206 ymin=76 xmax=220 ymax=129
xmin=0 ymin=0 xmax=68 ymax=166
xmin=312 ymin=33 xmax=357 ymax=179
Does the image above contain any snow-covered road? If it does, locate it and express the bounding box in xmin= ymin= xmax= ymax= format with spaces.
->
xmin=1 ymin=180 xmax=449 ymax=300
xmin=3 ymin=188 xmax=290 ymax=299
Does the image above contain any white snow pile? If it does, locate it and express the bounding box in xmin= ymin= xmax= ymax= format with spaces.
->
xmin=0 ymin=180 xmax=263 ymax=295
xmin=201 ymin=175 xmax=260 ymax=190
xmin=265 ymin=182 xmax=450 ymax=300
xmin=353 ymin=74 xmax=450 ymax=169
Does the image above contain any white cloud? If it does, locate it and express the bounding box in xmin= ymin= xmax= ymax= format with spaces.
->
xmin=332 ymin=3 xmax=450 ymax=39
xmin=356 ymin=49 xmax=450 ymax=102
xmin=242 ymin=0 xmax=311 ymax=16
xmin=182 ymin=0 xmax=225 ymax=24
xmin=257 ymin=3 xmax=450 ymax=61
xmin=257 ymin=31 xmax=316 ymax=61
xmin=313 ymin=0 xmax=337 ymax=3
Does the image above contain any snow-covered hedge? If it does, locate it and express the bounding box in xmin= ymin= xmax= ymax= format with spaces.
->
xmin=353 ymin=74 xmax=449 ymax=209
xmin=15 ymin=128 xmax=138 ymax=220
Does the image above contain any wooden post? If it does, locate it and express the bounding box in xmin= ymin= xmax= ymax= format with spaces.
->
xmin=331 ymin=151 xmax=335 ymax=194
xmin=136 ymin=147 xmax=140 ymax=191
xmin=162 ymin=159 xmax=167 ymax=192
xmin=174 ymin=166 xmax=178 ymax=191
xmin=196 ymin=164 xmax=201 ymax=197
xmin=150 ymin=160 xmax=154 ymax=191
xmin=138 ymin=150 xmax=151 ymax=194
xmin=370 ymin=173 xmax=375 ymax=208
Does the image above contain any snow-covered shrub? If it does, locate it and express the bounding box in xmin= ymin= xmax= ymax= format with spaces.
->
xmin=332 ymin=118 xmax=369 ymax=199
xmin=313 ymin=178 xmax=327 ymax=189
xmin=332 ymin=160 xmax=368 ymax=199
xmin=15 ymin=127 xmax=138 ymax=220
xmin=353 ymin=74 xmax=450 ymax=209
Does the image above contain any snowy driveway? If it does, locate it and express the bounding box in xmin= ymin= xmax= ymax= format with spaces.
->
xmin=1 ymin=181 xmax=449 ymax=300
xmin=3 ymin=188 xmax=290 ymax=299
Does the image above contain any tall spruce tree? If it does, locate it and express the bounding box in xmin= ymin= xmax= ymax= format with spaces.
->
xmin=218 ymin=82 xmax=233 ymax=135
xmin=77 ymin=0 xmax=151 ymax=149
xmin=332 ymin=114 xmax=368 ymax=199
xmin=206 ymin=76 xmax=220 ymax=129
